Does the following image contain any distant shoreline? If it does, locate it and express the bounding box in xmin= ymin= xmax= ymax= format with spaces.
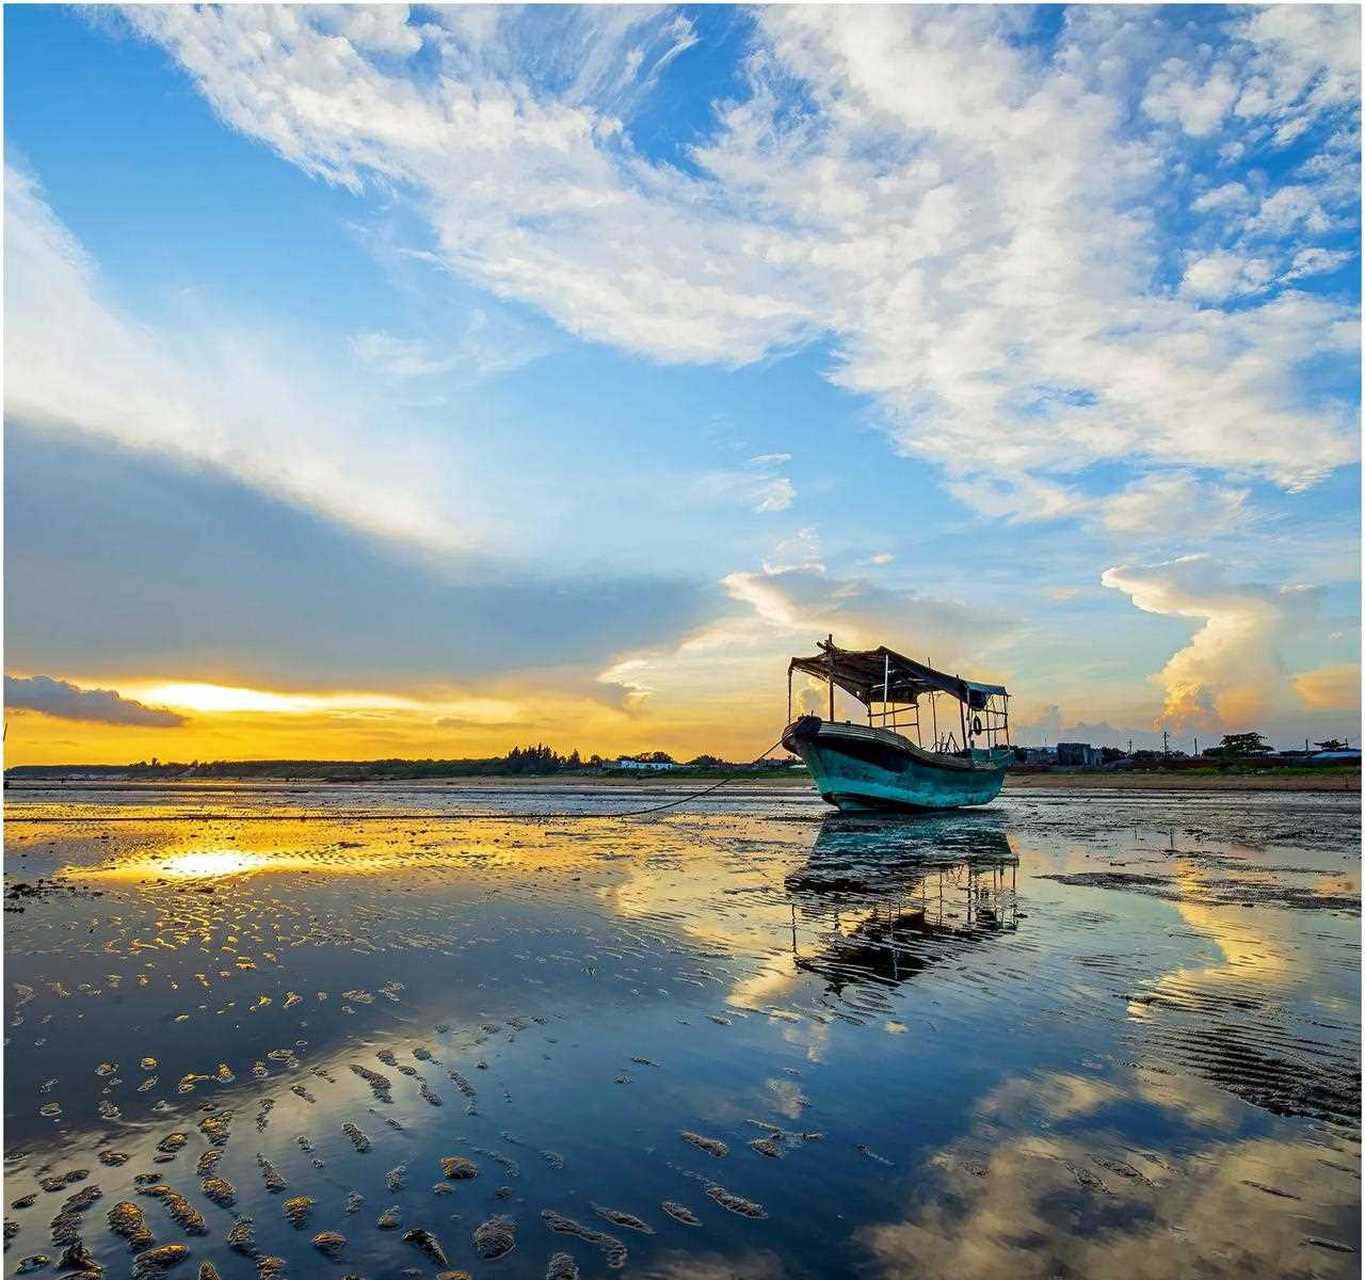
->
xmin=4 ymin=767 xmax=1359 ymax=793
xmin=1004 ymin=768 xmax=1360 ymax=792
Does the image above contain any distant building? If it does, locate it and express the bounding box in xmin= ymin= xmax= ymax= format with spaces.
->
xmin=1056 ymin=742 xmax=1103 ymax=768
xmin=611 ymin=757 xmax=677 ymax=771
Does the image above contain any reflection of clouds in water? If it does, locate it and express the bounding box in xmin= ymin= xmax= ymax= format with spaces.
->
xmin=862 ymin=1081 xmax=1359 ymax=1279
xmin=765 ymin=1077 xmax=807 ymax=1120
xmin=726 ymin=957 xmax=832 ymax=1063
xmin=9 ymin=789 xmax=1358 ymax=1279
xmin=637 ymin=1250 xmax=789 ymax=1280
xmin=980 ymin=1066 xmax=1238 ymax=1132
xmin=978 ymin=1071 xmax=1126 ymax=1124
xmin=1124 ymin=884 xmax=1295 ymax=1021
xmin=727 ymin=953 xmax=803 ymax=1011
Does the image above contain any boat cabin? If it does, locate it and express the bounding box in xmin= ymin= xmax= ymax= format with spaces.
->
xmin=787 ymin=635 xmax=1011 ymax=756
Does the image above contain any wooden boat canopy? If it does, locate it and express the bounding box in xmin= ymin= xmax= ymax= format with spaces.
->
xmin=789 ymin=640 xmax=1007 ymax=711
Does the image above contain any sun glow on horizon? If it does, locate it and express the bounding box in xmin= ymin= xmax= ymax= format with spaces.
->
xmin=138 ymin=682 xmax=328 ymax=714
xmin=127 ymin=681 xmax=526 ymax=722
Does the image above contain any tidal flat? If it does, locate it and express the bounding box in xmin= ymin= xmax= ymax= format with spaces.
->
xmin=3 ymin=782 xmax=1360 ymax=1279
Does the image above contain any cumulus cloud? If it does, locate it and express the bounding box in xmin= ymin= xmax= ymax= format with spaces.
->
xmin=1282 ymin=246 xmax=1355 ymax=281
xmin=5 ymin=674 xmax=186 ymax=727
xmin=718 ymin=565 xmax=992 ymax=659
xmin=1179 ymin=251 xmax=1274 ymax=301
xmin=1292 ymin=662 xmax=1361 ymax=713
xmin=1101 ymin=555 xmax=1318 ymax=731
xmin=598 ymin=544 xmax=1011 ymax=731
xmin=116 ymin=4 xmax=1360 ymax=522
xmin=1237 ymin=5 xmax=1362 ymax=127
xmin=1142 ymin=58 xmax=1240 ymax=136
xmin=1191 ymin=181 xmax=1253 ymax=215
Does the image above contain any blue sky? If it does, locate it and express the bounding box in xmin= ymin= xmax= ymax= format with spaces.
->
xmin=4 ymin=4 xmax=1360 ymax=761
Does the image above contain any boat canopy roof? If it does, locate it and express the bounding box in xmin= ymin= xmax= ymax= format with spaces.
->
xmin=789 ymin=642 xmax=1007 ymax=711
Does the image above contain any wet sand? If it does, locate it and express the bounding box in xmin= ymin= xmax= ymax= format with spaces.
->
xmin=4 ymin=783 xmax=1360 ymax=1278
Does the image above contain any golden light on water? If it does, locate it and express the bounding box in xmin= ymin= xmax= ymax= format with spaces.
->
xmin=153 ymin=849 xmax=268 ymax=877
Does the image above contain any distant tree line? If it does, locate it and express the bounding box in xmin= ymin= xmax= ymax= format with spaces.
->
xmin=4 ymin=744 xmax=787 ymax=782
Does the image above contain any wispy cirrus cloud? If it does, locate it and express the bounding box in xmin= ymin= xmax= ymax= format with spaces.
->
xmin=5 ymin=674 xmax=186 ymax=727
xmin=3 ymin=164 xmax=473 ymax=554
xmin=697 ymin=453 xmax=796 ymax=514
xmin=350 ymin=307 xmax=549 ymax=381
xmin=117 ymin=3 xmax=1358 ymax=529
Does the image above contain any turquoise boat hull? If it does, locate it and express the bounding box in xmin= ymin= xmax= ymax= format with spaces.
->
xmin=783 ymin=716 xmax=1009 ymax=812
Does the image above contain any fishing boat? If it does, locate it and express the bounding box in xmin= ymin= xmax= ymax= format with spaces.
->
xmin=782 ymin=636 xmax=1012 ymax=813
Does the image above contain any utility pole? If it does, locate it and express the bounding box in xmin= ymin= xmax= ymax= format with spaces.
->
xmin=1162 ymin=728 xmax=1169 ymax=760
xmin=1194 ymin=736 xmax=1198 ymax=756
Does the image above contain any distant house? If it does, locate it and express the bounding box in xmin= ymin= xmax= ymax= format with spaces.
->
xmin=1056 ymin=742 xmax=1103 ymax=768
xmin=611 ymin=757 xmax=678 ymax=771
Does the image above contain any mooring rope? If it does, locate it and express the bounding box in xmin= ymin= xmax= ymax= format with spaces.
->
xmin=4 ymin=738 xmax=792 ymax=824
xmin=588 ymin=737 xmax=789 ymax=818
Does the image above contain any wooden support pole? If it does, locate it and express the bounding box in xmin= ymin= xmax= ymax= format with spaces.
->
xmin=827 ymin=633 xmax=835 ymax=722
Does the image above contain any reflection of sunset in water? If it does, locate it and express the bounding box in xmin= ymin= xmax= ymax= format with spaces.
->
xmin=5 ymin=784 xmax=1359 ymax=1278
xmin=147 ymin=848 xmax=269 ymax=878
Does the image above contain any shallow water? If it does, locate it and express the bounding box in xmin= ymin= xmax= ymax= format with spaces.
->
xmin=4 ymin=782 xmax=1360 ymax=1279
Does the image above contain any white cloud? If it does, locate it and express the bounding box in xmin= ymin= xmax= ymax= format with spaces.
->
xmin=1101 ymin=472 xmax=1249 ymax=538
xmin=1101 ymin=555 xmax=1318 ymax=731
xmin=351 ymin=331 xmax=457 ymax=378
xmin=1282 ymin=245 xmax=1355 ymax=282
xmin=4 ymin=165 xmax=471 ymax=553
xmin=763 ymin=527 xmax=824 ymax=575
xmin=1237 ymin=5 xmax=1362 ymax=125
xmin=946 ymin=469 xmax=1251 ymax=543
xmin=752 ymin=477 xmax=796 ymax=514
xmin=1247 ymin=184 xmax=1332 ymax=237
xmin=697 ymin=453 xmax=797 ymax=514
xmin=313 ymin=5 xmax=424 ymax=58
xmin=1142 ymin=58 xmax=1239 ymax=136
xmin=599 ymin=554 xmax=1009 ymax=725
xmin=1179 ymin=251 xmax=1274 ymax=301
xmin=116 ymin=4 xmax=1359 ymax=522
xmin=1191 ymin=181 xmax=1252 ymax=215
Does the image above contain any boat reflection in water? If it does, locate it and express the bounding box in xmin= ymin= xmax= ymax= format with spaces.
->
xmin=786 ymin=815 xmax=1020 ymax=992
